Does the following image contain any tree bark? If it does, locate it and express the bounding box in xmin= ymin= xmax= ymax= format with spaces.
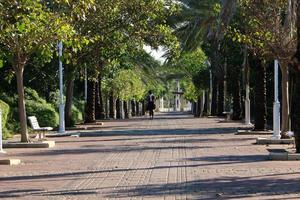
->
xmin=280 ymin=62 xmax=290 ymax=136
xmin=109 ymin=91 xmax=116 ymax=119
xmin=95 ymin=80 xmax=101 ymax=119
xmin=200 ymin=92 xmax=205 ymax=117
xmin=232 ymin=66 xmax=242 ymax=120
xmin=65 ymin=78 xmax=74 ymax=127
xmin=85 ymin=80 xmax=96 ymax=123
xmin=195 ymin=95 xmax=201 ymax=118
xmin=105 ymin=96 xmax=109 ymax=119
xmin=95 ymin=76 xmax=105 ymax=120
xmin=116 ymin=98 xmax=121 ymax=119
xmin=15 ymin=65 xmax=29 ymax=142
xmin=211 ymin=77 xmax=218 ymax=115
xmin=141 ymin=100 xmax=146 ymax=115
xmin=124 ymin=101 xmax=129 ymax=119
xmin=203 ymin=90 xmax=209 ymax=116
xmin=254 ymin=58 xmax=267 ymax=130
xmin=192 ymin=101 xmax=197 ymax=116
xmin=136 ymin=101 xmax=140 ymax=116
xmin=292 ymin=2 xmax=300 ymax=153
xmin=217 ymin=79 xmax=225 ymax=116
xmin=293 ymin=70 xmax=300 ymax=152
xmin=131 ymin=100 xmax=136 ymax=117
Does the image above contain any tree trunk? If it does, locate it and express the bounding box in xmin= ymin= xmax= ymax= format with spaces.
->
xmin=105 ymin=96 xmax=109 ymax=119
xmin=109 ymin=92 xmax=116 ymax=119
xmin=293 ymin=71 xmax=300 ymax=152
xmin=131 ymin=100 xmax=136 ymax=117
xmin=292 ymin=3 xmax=300 ymax=153
xmin=217 ymin=79 xmax=225 ymax=116
xmin=136 ymin=101 xmax=140 ymax=116
xmin=254 ymin=58 xmax=267 ymax=130
xmin=232 ymin=67 xmax=242 ymax=120
xmin=192 ymin=101 xmax=197 ymax=116
xmin=141 ymin=100 xmax=146 ymax=115
xmin=85 ymin=80 xmax=96 ymax=123
xmin=280 ymin=62 xmax=290 ymax=136
xmin=15 ymin=66 xmax=29 ymax=142
xmin=200 ymin=91 xmax=205 ymax=117
xmin=116 ymin=98 xmax=121 ymax=119
xmin=124 ymin=101 xmax=129 ymax=119
xmin=95 ymin=80 xmax=101 ymax=119
xmin=95 ymin=76 xmax=105 ymax=120
xmin=203 ymin=90 xmax=209 ymax=116
xmin=65 ymin=78 xmax=74 ymax=127
xmin=195 ymin=95 xmax=201 ymax=118
xmin=211 ymin=77 xmax=218 ymax=115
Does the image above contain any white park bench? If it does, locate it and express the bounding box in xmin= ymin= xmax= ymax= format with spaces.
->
xmin=223 ymin=110 xmax=233 ymax=121
xmin=28 ymin=116 xmax=53 ymax=140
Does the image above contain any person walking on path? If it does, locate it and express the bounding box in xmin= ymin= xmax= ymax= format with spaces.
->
xmin=147 ymin=91 xmax=156 ymax=119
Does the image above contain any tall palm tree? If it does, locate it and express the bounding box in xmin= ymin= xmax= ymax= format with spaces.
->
xmin=169 ymin=0 xmax=237 ymax=116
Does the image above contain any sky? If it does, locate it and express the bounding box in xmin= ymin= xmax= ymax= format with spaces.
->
xmin=143 ymin=46 xmax=166 ymax=64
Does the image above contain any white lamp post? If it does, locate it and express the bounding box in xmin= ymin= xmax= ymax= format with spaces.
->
xmin=272 ymin=60 xmax=281 ymax=139
xmin=58 ymin=41 xmax=65 ymax=134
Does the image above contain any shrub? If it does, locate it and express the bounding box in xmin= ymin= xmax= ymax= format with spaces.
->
xmin=0 ymin=100 xmax=10 ymax=139
xmin=0 ymin=89 xmax=59 ymax=132
xmin=26 ymin=100 xmax=59 ymax=128
xmin=70 ymin=105 xmax=83 ymax=126
xmin=25 ymin=88 xmax=44 ymax=103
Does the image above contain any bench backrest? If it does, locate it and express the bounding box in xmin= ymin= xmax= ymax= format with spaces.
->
xmin=28 ymin=116 xmax=40 ymax=130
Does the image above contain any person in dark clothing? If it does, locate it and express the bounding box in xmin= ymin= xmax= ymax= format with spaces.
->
xmin=147 ymin=91 xmax=155 ymax=119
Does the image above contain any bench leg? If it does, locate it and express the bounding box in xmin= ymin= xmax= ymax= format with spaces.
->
xmin=35 ymin=132 xmax=45 ymax=141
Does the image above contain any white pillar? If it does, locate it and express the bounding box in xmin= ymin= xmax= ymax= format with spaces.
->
xmin=245 ymin=84 xmax=251 ymax=125
xmin=272 ymin=60 xmax=281 ymax=139
xmin=160 ymin=97 xmax=164 ymax=111
xmin=58 ymin=41 xmax=65 ymax=133
xmin=0 ymin=109 xmax=5 ymax=153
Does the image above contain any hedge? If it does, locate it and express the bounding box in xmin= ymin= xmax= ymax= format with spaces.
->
xmin=0 ymin=100 xmax=10 ymax=139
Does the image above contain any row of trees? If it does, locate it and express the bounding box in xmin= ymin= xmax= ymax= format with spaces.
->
xmin=2 ymin=0 xmax=300 ymax=154
xmin=0 ymin=0 xmax=179 ymax=142
xmin=168 ymin=0 xmax=300 ymax=152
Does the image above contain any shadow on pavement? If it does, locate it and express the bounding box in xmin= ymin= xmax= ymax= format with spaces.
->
xmin=79 ymin=127 xmax=240 ymax=137
xmin=104 ymin=176 xmax=300 ymax=199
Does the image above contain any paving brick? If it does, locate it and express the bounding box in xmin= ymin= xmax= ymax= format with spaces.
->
xmin=0 ymin=113 xmax=299 ymax=200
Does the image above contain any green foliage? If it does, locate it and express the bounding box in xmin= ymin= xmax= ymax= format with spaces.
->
xmin=25 ymin=88 xmax=45 ymax=104
xmin=0 ymin=88 xmax=59 ymax=132
xmin=171 ymin=0 xmax=220 ymax=51
xmin=26 ymin=100 xmax=59 ymax=127
xmin=0 ymin=1 xmax=74 ymax=62
xmin=229 ymin=0 xmax=295 ymax=60
xmin=172 ymin=48 xmax=209 ymax=92
xmin=108 ymin=69 xmax=146 ymax=101
xmin=70 ymin=105 xmax=83 ymax=126
xmin=70 ymin=99 xmax=85 ymax=126
xmin=0 ymin=100 xmax=10 ymax=139
xmin=181 ymin=78 xmax=197 ymax=101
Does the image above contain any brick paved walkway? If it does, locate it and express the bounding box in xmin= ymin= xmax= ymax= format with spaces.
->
xmin=1 ymin=112 xmax=300 ymax=200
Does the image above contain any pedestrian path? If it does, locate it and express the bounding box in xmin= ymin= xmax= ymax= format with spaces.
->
xmin=0 ymin=112 xmax=300 ymax=199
